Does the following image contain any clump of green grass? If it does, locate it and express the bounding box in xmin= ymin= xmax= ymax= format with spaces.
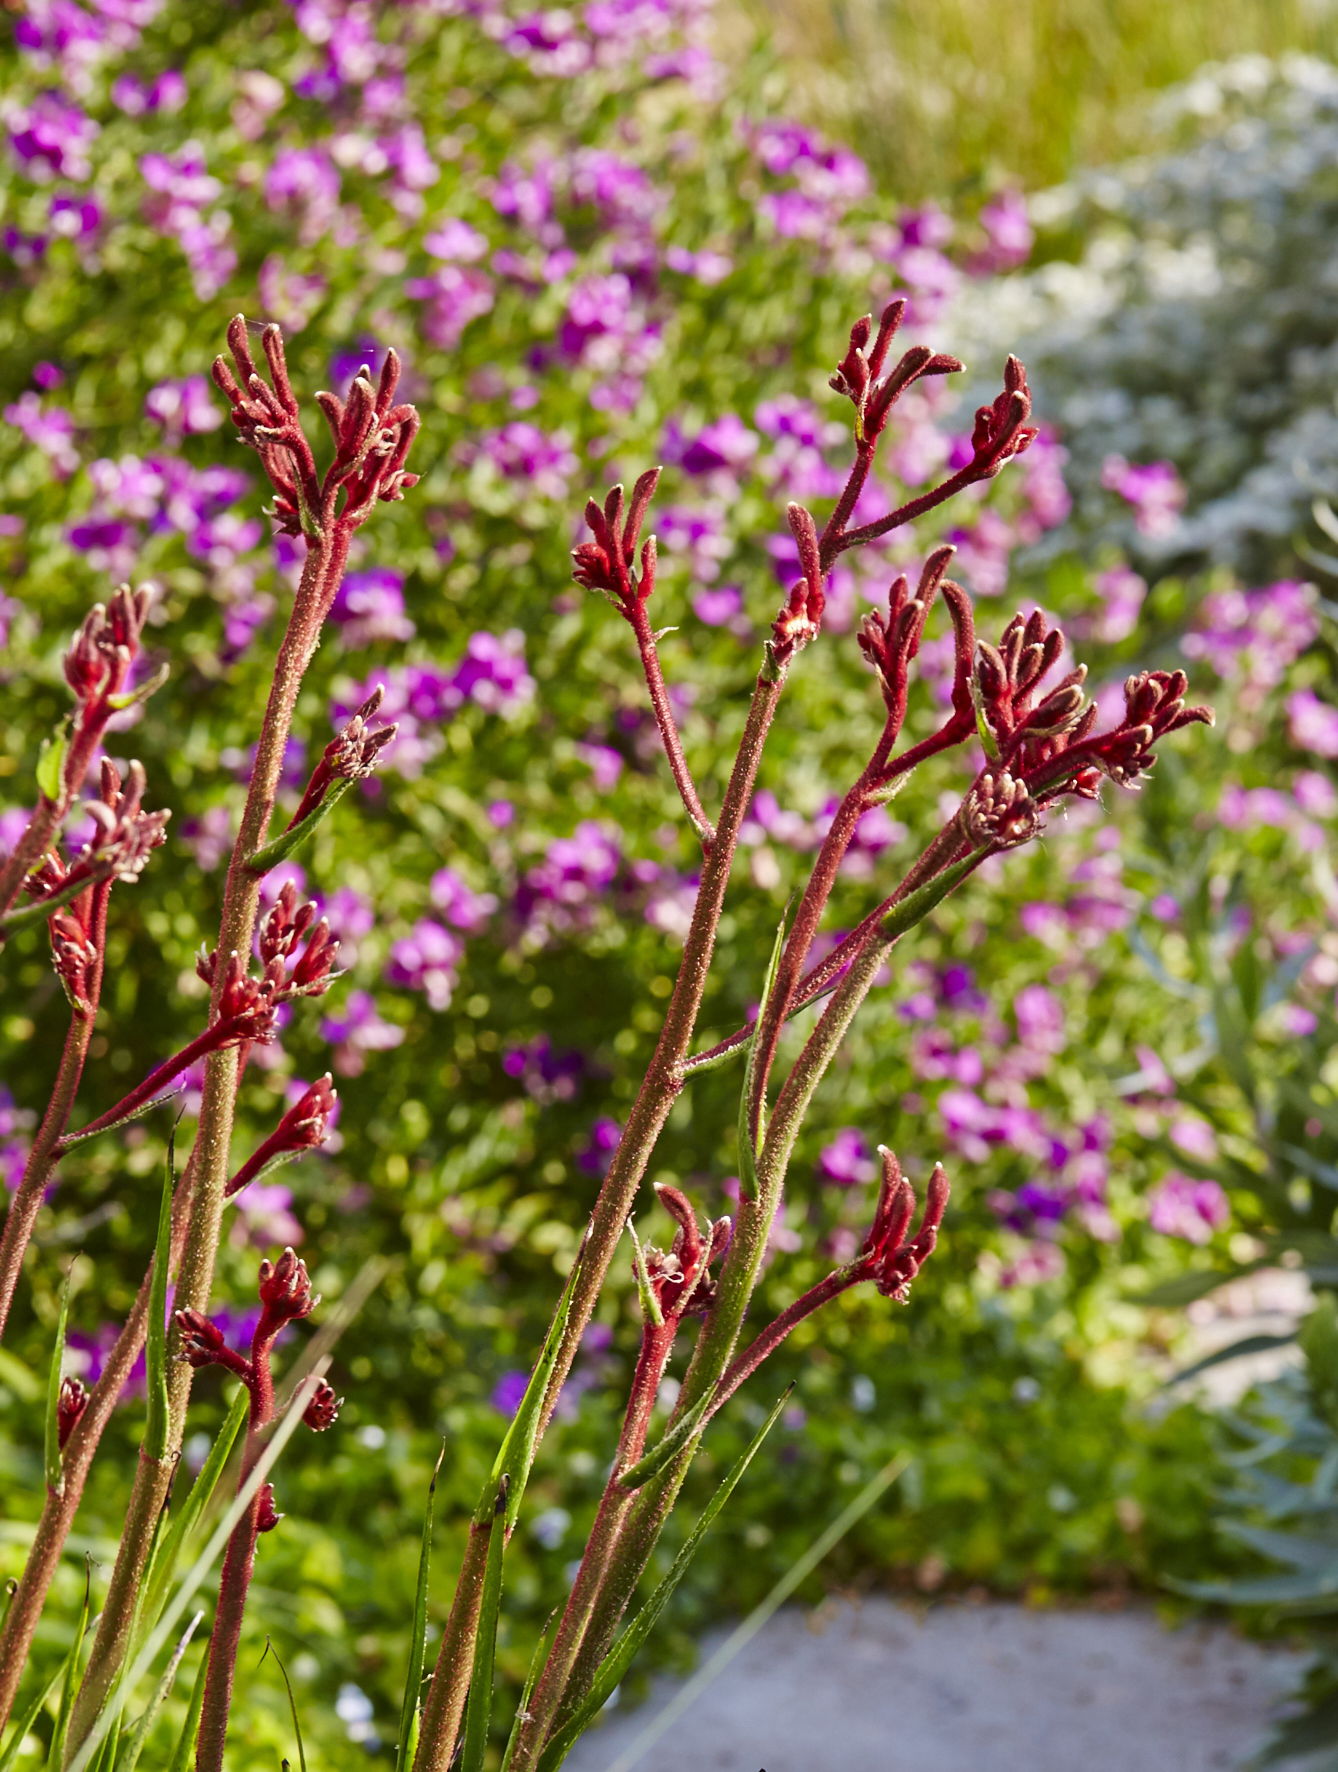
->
xmin=721 ymin=0 xmax=1329 ymax=196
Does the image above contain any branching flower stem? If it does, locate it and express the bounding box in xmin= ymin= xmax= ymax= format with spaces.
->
xmin=626 ymin=599 xmax=715 ymax=848
xmin=412 ymin=665 xmax=788 ymax=1772
xmin=0 ymin=879 xmax=109 ymax=1340
xmin=0 ymin=1155 xmax=196 ymax=1728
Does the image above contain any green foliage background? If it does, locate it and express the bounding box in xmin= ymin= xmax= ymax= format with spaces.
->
xmin=0 ymin=2 xmax=1336 ymax=1766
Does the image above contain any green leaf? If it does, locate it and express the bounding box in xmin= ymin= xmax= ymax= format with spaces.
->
xmin=1165 ymin=1332 xmax=1297 ymax=1390
xmin=106 ymin=662 xmax=169 ymax=712
xmin=0 ymin=1662 xmax=65 ymax=1772
xmin=258 ymin=1638 xmax=307 ymax=1772
xmin=35 ymin=725 xmax=68 ymax=803
xmin=46 ymin=1560 xmax=91 ymax=1772
xmin=245 ymin=776 xmax=352 ymax=877
xmin=143 ymin=1137 xmax=174 ymax=1462
xmin=114 ymin=1611 xmax=203 ymax=1772
xmin=534 ymin=1387 xmax=791 ymax=1772
xmin=481 ymin=1243 xmax=583 ymax=1533
xmin=880 ymin=846 xmax=991 ymax=945
xmin=66 ymin=1363 xmax=330 ymax=1772
xmin=626 ymin=1219 xmax=663 ymax=1329
xmin=460 ymin=1477 xmax=508 ymax=1772
xmin=1127 ymin=1266 xmax=1255 ymax=1308
xmin=45 ymin=1267 xmax=73 ymax=1495
xmin=1284 ymin=1144 xmax=1338 ymax=1193
xmin=165 ymin=1635 xmax=209 ymax=1772
xmin=1 ymin=867 xmax=115 ymax=936
xmin=617 ymin=1387 xmax=713 ymax=1491
xmin=141 ymin=1387 xmax=248 ymax=1634
xmin=396 ymin=1441 xmax=446 ymax=1771
xmin=500 ymin=1609 xmax=560 ymax=1772
xmin=61 ymin=1084 xmax=187 ymax=1147
xmin=737 ymin=907 xmax=788 ymax=1203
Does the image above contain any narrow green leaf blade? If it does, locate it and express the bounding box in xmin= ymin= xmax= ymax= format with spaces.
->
xmin=396 ymin=1441 xmax=446 ymax=1770
xmin=246 ymin=777 xmax=352 ymax=877
xmin=483 ymin=1242 xmax=583 ymax=1532
xmin=0 ymin=1663 xmax=66 ymax=1772
xmin=165 ymin=1634 xmax=209 ymax=1772
xmin=500 ymin=1608 xmax=560 ymax=1772
xmin=618 ymin=1388 xmax=713 ymax=1491
xmin=1164 ymin=1332 xmax=1297 ymax=1390
xmin=460 ymin=1478 xmax=508 ymax=1772
xmin=737 ymin=909 xmax=789 ymax=1203
xmin=45 ymin=1267 xmax=72 ymax=1495
xmin=880 ymin=846 xmax=990 ymax=945
xmin=141 ymin=1387 xmax=248 ymax=1633
xmin=46 ymin=1562 xmax=91 ymax=1771
xmin=114 ymin=1610 xmax=202 ymax=1772
xmin=144 ymin=1138 xmax=174 ymax=1462
xmin=259 ymin=1638 xmax=307 ymax=1772
xmin=535 ymin=1387 xmax=791 ymax=1772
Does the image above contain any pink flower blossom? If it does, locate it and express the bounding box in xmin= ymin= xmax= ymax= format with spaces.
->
xmin=1101 ymin=455 xmax=1185 ymax=538
xmin=1148 ymin=1173 xmax=1229 ymax=1243
xmin=1287 ymin=688 xmax=1338 ymax=759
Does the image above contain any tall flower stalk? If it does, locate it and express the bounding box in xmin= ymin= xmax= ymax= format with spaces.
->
xmin=0 ymin=304 xmax=1210 ymax=1772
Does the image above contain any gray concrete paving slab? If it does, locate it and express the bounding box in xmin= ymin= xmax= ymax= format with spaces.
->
xmin=565 ymin=1599 xmax=1307 ymax=1772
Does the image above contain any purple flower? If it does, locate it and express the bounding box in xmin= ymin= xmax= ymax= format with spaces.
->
xmin=231 ymin=1182 xmax=303 ymax=1248
xmin=657 ymin=505 xmax=730 ymax=583
xmin=1182 ymin=581 xmax=1317 ymax=695
xmin=693 ymin=585 xmax=743 ymax=627
xmin=492 ymin=1369 xmax=530 ymax=1417
xmin=502 ymin=1036 xmax=586 ymax=1105
xmin=575 ymin=742 xmax=625 ymax=792
xmin=1148 ymin=1173 xmax=1229 ymax=1244
xmin=257 ymin=256 xmax=327 ymax=334
xmin=817 ymin=1128 xmax=877 ymax=1187
xmin=385 ymin=919 xmax=463 ymax=1011
xmin=264 ymin=147 xmax=340 ymax=243
xmin=451 ymin=630 xmax=536 ymax=716
xmin=1079 ymin=566 xmax=1146 ymax=645
xmin=578 ymin=1115 xmax=622 ymax=1177
xmin=973 ymin=190 xmax=1033 ymax=273
xmin=329 ymin=568 xmax=415 ymax=647
xmin=1100 ymin=455 xmax=1185 ymax=538
xmin=144 ymin=375 xmax=222 ymax=436
xmin=474 ymin=423 xmax=577 ymax=499
xmin=1287 ymin=689 xmax=1338 ymax=759
xmin=8 ymin=92 xmax=99 ymax=183
xmin=320 ymin=988 xmax=405 ymax=1077
xmin=181 ymin=805 xmax=234 ymax=872
xmin=663 ymin=412 xmax=758 ymax=478
xmin=312 ymin=886 xmax=375 ymax=966
xmin=4 ymin=392 xmax=78 ymax=477
xmin=1014 ymin=984 xmax=1065 ymax=1055
xmin=406 ymin=264 xmax=495 ymax=348
xmin=523 ymin=821 xmax=621 ymax=909
xmin=424 ymin=217 xmax=489 ymax=261
xmin=139 ymin=142 xmax=236 ymax=298
xmin=430 ymin=867 xmax=497 ymax=933
xmin=48 ymin=192 xmax=100 ymax=241
xmin=1294 ymin=771 xmax=1338 ymax=818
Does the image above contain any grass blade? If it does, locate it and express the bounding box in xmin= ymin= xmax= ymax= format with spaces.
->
xmin=594 ymin=1447 xmax=910 ymax=1772
xmin=460 ymin=1477 xmax=508 ymax=1772
xmin=396 ymin=1441 xmax=447 ymax=1768
xmin=535 ymin=1386 xmax=792 ymax=1772
xmin=737 ymin=909 xmax=789 ymax=1203
xmin=259 ymin=1638 xmax=307 ymax=1772
xmin=500 ymin=1608 xmax=560 ymax=1772
xmin=617 ymin=1389 xmax=712 ymax=1491
xmin=164 ymin=1632 xmax=209 ymax=1772
xmin=44 ymin=1265 xmax=73 ymax=1496
xmin=66 ymin=1363 xmax=330 ymax=1772
xmin=482 ymin=1243 xmax=583 ymax=1533
xmin=0 ymin=1664 xmax=66 ymax=1772
xmin=141 ymin=1387 xmax=248 ymax=1633
xmin=114 ymin=1611 xmax=203 ymax=1772
xmin=143 ymin=1135 xmax=174 ymax=1463
xmin=46 ymin=1558 xmax=92 ymax=1771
